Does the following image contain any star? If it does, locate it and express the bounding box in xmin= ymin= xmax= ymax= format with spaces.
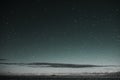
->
xmin=117 ymin=8 xmax=119 ymax=11
xmin=91 ymin=23 xmax=96 ymax=27
xmin=6 ymin=22 xmax=8 ymax=24
xmin=73 ymin=19 xmax=78 ymax=23
xmin=72 ymin=7 xmax=75 ymax=11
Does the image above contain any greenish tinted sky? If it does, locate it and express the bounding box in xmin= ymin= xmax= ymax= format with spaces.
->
xmin=0 ymin=0 xmax=120 ymax=65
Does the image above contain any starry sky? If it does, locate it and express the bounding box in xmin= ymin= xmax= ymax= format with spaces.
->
xmin=0 ymin=0 xmax=120 ymax=65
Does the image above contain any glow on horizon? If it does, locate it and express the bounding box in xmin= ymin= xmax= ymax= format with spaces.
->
xmin=0 ymin=64 xmax=120 ymax=76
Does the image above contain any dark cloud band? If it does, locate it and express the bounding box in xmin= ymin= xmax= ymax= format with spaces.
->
xmin=0 ymin=62 xmax=106 ymax=68
xmin=0 ymin=59 xmax=7 ymax=61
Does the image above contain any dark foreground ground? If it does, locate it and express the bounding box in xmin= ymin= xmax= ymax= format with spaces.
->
xmin=0 ymin=72 xmax=120 ymax=80
xmin=0 ymin=77 xmax=120 ymax=80
xmin=0 ymin=76 xmax=120 ymax=80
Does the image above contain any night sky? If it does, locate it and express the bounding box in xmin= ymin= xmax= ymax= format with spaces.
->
xmin=0 ymin=0 xmax=120 ymax=65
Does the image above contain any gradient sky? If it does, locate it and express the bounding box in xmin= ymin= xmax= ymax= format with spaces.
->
xmin=0 ymin=0 xmax=120 ymax=65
